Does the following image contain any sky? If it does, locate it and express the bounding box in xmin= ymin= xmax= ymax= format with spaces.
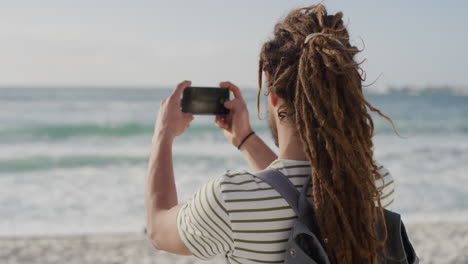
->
xmin=0 ymin=0 xmax=467 ymax=90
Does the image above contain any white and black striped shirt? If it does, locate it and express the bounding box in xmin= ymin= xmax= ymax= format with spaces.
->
xmin=176 ymin=159 xmax=395 ymax=264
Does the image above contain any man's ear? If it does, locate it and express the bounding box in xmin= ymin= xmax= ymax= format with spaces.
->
xmin=269 ymin=92 xmax=278 ymax=107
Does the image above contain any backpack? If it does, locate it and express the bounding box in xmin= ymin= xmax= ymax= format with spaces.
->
xmin=253 ymin=168 xmax=419 ymax=264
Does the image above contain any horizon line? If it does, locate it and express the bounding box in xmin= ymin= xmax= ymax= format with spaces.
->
xmin=1 ymin=84 xmax=467 ymax=90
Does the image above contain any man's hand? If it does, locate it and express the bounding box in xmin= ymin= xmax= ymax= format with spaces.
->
xmin=214 ymin=81 xmax=253 ymax=147
xmin=214 ymin=81 xmax=277 ymax=170
xmin=154 ymin=80 xmax=194 ymax=140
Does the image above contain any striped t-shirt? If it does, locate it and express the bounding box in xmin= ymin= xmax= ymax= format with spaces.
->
xmin=176 ymin=159 xmax=395 ymax=264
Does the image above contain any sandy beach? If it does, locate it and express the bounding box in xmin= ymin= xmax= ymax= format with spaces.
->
xmin=0 ymin=222 xmax=466 ymax=264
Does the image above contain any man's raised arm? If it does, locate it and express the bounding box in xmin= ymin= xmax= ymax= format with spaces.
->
xmin=214 ymin=81 xmax=277 ymax=172
xmin=145 ymin=80 xmax=194 ymax=255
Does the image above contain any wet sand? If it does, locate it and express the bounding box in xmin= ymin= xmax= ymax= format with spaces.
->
xmin=1 ymin=222 xmax=467 ymax=264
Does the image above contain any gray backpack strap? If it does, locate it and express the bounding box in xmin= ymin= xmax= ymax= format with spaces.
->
xmin=254 ymin=168 xmax=301 ymax=215
xmin=298 ymin=176 xmax=313 ymax=214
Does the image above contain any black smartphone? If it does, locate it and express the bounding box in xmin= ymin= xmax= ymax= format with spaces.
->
xmin=181 ymin=87 xmax=230 ymax=115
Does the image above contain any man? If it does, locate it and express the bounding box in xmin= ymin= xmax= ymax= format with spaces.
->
xmin=145 ymin=78 xmax=394 ymax=263
xmin=145 ymin=4 xmax=397 ymax=264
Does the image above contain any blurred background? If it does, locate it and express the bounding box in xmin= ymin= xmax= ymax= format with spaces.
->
xmin=0 ymin=0 xmax=467 ymax=263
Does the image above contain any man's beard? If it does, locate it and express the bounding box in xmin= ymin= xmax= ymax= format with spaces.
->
xmin=267 ymin=108 xmax=279 ymax=148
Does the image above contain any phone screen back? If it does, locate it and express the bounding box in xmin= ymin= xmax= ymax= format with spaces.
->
xmin=181 ymin=87 xmax=230 ymax=115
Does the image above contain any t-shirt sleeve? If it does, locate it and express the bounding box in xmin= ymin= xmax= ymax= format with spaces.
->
xmin=375 ymin=161 xmax=396 ymax=211
xmin=176 ymin=176 xmax=233 ymax=260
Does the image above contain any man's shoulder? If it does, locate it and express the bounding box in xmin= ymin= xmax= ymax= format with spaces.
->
xmin=216 ymin=168 xmax=274 ymax=195
xmin=219 ymin=169 xmax=257 ymax=183
xmin=224 ymin=168 xmax=255 ymax=176
xmin=218 ymin=160 xmax=312 ymax=184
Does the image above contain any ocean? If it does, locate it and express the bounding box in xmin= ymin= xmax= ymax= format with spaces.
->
xmin=1 ymin=87 xmax=467 ymax=236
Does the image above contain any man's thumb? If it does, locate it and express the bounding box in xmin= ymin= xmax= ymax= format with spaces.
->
xmin=223 ymin=100 xmax=235 ymax=109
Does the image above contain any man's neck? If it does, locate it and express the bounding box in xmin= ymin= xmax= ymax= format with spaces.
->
xmin=277 ymin=129 xmax=308 ymax=161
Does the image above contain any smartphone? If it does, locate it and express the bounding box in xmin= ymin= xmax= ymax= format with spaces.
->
xmin=181 ymin=87 xmax=230 ymax=115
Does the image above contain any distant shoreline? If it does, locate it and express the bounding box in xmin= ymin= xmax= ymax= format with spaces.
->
xmin=1 ymin=85 xmax=468 ymax=96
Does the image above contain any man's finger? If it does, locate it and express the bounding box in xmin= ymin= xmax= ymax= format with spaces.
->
xmin=171 ymin=80 xmax=191 ymax=100
xmin=223 ymin=99 xmax=243 ymax=110
xmin=183 ymin=113 xmax=194 ymax=122
xmin=220 ymin=81 xmax=243 ymax=100
xmin=214 ymin=115 xmax=227 ymax=129
xmin=217 ymin=121 xmax=228 ymax=129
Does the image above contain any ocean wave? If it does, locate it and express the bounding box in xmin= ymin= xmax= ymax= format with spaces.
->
xmin=0 ymin=155 xmax=146 ymax=173
xmin=372 ymin=118 xmax=468 ymax=135
xmin=0 ymin=124 xmax=153 ymax=139
xmin=1 ymin=118 xmax=467 ymax=143
xmin=0 ymin=152 xmax=239 ymax=173
xmin=0 ymin=122 xmax=231 ymax=141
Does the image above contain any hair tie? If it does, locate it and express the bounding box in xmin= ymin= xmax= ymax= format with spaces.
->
xmin=304 ymin=32 xmax=344 ymax=47
xmin=237 ymin=131 xmax=255 ymax=150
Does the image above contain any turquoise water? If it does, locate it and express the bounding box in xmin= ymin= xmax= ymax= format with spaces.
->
xmin=1 ymin=87 xmax=467 ymax=235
